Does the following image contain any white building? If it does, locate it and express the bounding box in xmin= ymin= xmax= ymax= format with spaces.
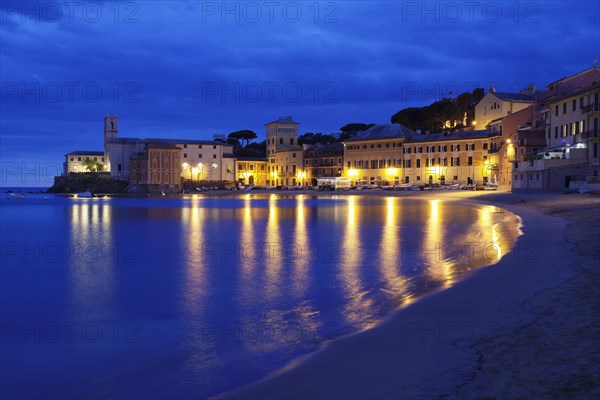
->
xmin=102 ymin=115 xmax=236 ymax=182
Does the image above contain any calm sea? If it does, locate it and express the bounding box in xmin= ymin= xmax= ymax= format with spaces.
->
xmin=0 ymin=191 xmax=521 ymax=399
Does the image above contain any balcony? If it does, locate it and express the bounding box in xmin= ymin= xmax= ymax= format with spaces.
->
xmin=581 ymin=104 xmax=599 ymax=113
xmin=581 ymin=130 xmax=599 ymax=139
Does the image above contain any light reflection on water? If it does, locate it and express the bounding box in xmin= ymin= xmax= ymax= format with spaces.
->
xmin=0 ymin=194 xmax=521 ymax=399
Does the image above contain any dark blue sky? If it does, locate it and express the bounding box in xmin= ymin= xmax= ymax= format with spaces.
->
xmin=1 ymin=0 xmax=599 ymax=186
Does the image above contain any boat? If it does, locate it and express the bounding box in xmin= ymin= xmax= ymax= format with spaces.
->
xmin=195 ymin=187 xmax=203 ymax=192
xmin=243 ymin=184 xmax=255 ymax=192
xmin=77 ymin=191 xmax=93 ymax=198
xmin=395 ymin=183 xmax=413 ymax=189
xmin=9 ymin=193 xmax=25 ymax=198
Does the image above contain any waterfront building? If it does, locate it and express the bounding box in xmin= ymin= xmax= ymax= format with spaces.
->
xmin=129 ymin=143 xmax=182 ymax=193
xmin=342 ymin=124 xmax=413 ymax=186
xmin=512 ymin=66 xmax=600 ymax=191
xmin=303 ymin=142 xmax=344 ymax=186
xmin=265 ymin=116 xmax=304 ymax=186
xmin=236 ymin=157 xmax=268 ymax=186
xmin=63 ymin=151 xmax=107 ymax=175
xmin=103 ymin=115 xmax=236 ymax=184
xmin=487 ymin=105 xmax=546 ymax=187
xmin=404 ymin=130 xmax=500 ymax=185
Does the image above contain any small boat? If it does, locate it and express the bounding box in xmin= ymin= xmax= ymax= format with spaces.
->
xmin=195 ymin=187 xmax=203 ymax=192
xmin=9 ymin=193 xmax=25 ymax=198
xmin=395 ymin=183 xmax=413 ymax=190
xmin=77 ymin=191 xmax=93 ymax=198
xmin=161 ymin=190 xmax=166 ymax=196
xmin=243 ymin=184 xmax=255 ymax=192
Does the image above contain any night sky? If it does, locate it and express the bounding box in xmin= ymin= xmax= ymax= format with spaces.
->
xmin=1 ymin=0 xmax=599 ymax=186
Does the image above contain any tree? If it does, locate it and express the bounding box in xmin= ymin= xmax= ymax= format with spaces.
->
xmin=228 ymin=130 xmax=257 ymax=148
xmin=298 ymin=132 xmax=336 ymax=145
xmin=338 ymin=123 xmax=375 ymax=141
xmin=391 ymin=88 xmax=484 ymax=132
xmin=234 ymin=140 xmax=266 ymax=157
xmin=80 ymin=159 xmax=104 ymax=172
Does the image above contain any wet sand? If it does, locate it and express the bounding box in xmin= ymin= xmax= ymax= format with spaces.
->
xmin=219 ymin=189 xmax=600 ymax=399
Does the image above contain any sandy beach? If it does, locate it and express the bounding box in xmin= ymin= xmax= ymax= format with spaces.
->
xmin=219 ymin=189 xmax=600 ymax=399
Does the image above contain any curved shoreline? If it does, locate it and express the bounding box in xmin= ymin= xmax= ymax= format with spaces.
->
xmin=217 ymin=191 xmax=595 ymax=399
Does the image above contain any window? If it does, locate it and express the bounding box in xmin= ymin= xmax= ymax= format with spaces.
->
xmin=467 ymin=156 xmax=473 ymax=166
xmin=371 ymin=160 xmax=378 ymax=169
xmin=213 ymin=154 xmax=216 ymax=159
xmin=483 ymin=143 xmax=488 ymax=150
xmin=290 ymin=139 xmax=294 ymax=145
xmin=451 ymin=144 xmax=460 ymax=152
xmin=555 ymin=105 xmax=558 ymax=116
xmin=279 ymin=138 xmax=283 ymax=145
xmin=580 ymin=97 xmax=584 ymax=109
xmin=426 ymin=158 xmax=434 ymax=167
xmin=370 ymin=144 xmax=374 ymax=149
xmin=292 ymin=153 xmax=296 ymax=158
xmin=338 ymin=157 xmax=342 ymax=164
xmin=555 ymin=126 xmax=559 ymax=138
xmin=183 ymin=144 xmax=187 ymax=148
xmin=563 ymin=103 xmax=567 ymax=114
xmin=404 ymin=159 xmax=411 ymax=168
xmin=467 ymin=143 xmax=475 ymax=151
xmin=385 ymin=143 xmax=390 ymax=148
xmin=572 ymin=99 xmax=577 ymax=111
xmin=416 ymin=159 xmax=421 ymax=168
xmin=377 ymin=144 xmax=382 ymax=148
xmin=199 ymin=154 xmax=203 ymax=158
xmin=183 ymin=153 xmax=187 ymax=158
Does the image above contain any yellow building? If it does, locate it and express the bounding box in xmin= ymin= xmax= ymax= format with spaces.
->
xmin=236 ymin=157 xmax=268 ymax=186
xmin=403 ymin=131 xmax=500 ymax=185
xmin=130 ymin=143 xmax=182 ymax=193
xmin=474 ymin=86 xmax=537 ymax=129
xmin=343 ymin=123 xmax=414 ymax=186
xmin=343 ymin=124 xmax=500 ymax=186
xmin=265 ymin=116 xmax=304 ymax=186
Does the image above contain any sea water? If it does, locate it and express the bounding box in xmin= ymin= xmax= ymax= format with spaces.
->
xmin=0 ymin=192 xmax=521 ymax=399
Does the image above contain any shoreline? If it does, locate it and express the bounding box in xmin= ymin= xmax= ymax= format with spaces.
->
xmin=218 ymin=191 xmax=600 ymax=399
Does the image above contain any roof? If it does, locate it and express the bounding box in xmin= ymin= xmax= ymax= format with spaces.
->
xmin=236 ymin=157 xmax=268 ymax=162
xmin=343 ymin=123 xmax=415 ymax=142
xmin=491 ymin=92 xmax=537 ymax=102
xmin=65 ymin=150 xmax=104 ymax=156
xmin=265 ymin=116 xmax=299 ymax=125
xmin=109 ymin=137 xmax=230 ymax=146
xmin=407 ymin=130 xmax=496 ymax=143
xmin=146 ymin=143 xmax=180 ymax=149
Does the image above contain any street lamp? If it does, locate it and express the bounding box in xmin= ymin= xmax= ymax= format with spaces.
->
xmin=296 ymin=170 xmax=304 ymax=186
xmin=197 ymin=163 xmax=204 ymax=181
xmin=182 ymin=162 xmax=192 ymax=181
